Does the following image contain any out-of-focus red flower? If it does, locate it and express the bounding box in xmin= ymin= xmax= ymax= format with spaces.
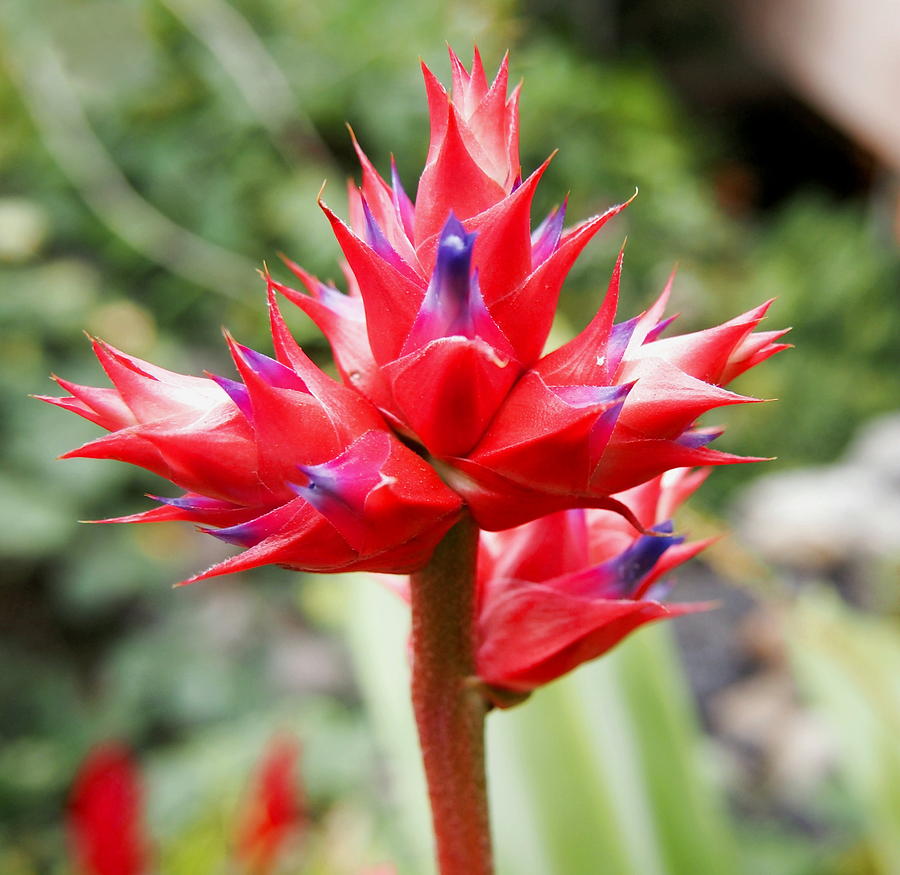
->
xmin=67 ymin=743 xmax=148 ymax=875
xmin=392 ymin=469 xmax=714 ymax=697
xmin=40 ymin=288 xmax=461 ymax=582
xmin=235 ymin=736 xmax=305 ymax=875
xmin=474 ymin=468 xmax=716 ymax=694
xmin=275 ymin=48 xmax=788 ymax=531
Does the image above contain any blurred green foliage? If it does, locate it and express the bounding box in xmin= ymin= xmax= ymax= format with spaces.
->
xmin=0 ymin=0 xmax=897 ymax=871
xmin=789 ymin=591 xmax=900 ymax=875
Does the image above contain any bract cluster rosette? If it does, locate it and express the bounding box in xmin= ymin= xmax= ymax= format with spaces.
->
xmin=42 ymin=47 xmax=787 ymax=692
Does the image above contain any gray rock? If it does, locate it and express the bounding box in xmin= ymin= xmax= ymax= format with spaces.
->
xmin=734 ymin=413 xmax=900 ymax=568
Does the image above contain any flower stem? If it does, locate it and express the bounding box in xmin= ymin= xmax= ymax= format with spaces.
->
xmin=409 ymin=512 xmax=492 ymax=875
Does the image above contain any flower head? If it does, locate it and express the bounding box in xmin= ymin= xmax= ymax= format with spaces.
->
xmin=474 ymin=468 xmax=715 ymax=696
xmin=44 ymin=47 xmax=785 ymax=585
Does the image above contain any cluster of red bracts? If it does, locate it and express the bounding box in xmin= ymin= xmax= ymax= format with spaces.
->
xmin=43 ymin=48 xmax=787 ymax=695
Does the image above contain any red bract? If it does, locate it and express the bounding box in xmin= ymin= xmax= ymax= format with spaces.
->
xmin=68 ymin=743 xmax=148 ymax=875
xmin=389 ymin=469 xmax=713 ymax=697
xmin=40 ymin=287 xmax=461 ymax=582
xmin=474 ymin=468 xmax=714 ymax=694
xmin=275 ymin=48 xmax=788 ymax=531
xmin=235 ymin=735 xmax=305 ymax=874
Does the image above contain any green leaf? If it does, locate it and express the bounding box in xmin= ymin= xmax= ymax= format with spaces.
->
xmin=788 ymin=590 xmax=900 ymax=874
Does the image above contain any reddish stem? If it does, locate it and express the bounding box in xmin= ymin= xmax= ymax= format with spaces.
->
xmin=409 ymin=513 xmax=492 ymax=875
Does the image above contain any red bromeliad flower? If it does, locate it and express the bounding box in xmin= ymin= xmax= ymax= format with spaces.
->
xmin=274 ymin=48 xmax=789 ymax=531
xmin=47 ymin=46 xmax=786 ymax=875
xmin=474 ymin=468 xmax=714 ymax=696
xmin=235 ymin=735 xmax=305 ymax=874
xmin=388 ymin=468 xmax=715 ymax=698
xmin=68 ymin=743 xmax=148 ymax=875
xmin=41 ymin=46 xmax=784 ymax=580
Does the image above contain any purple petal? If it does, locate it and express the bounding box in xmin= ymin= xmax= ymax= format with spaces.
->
xmin=608 ymin=521 xmax=682 ymax=595
xmin=402 ymin=214 xmax=511 ymax=355
xmin=588 ymin=388 xmax=630 ymax=464
xmin=209 ymin=374 xmax=253 ymax=420
xmin=606 ymin=316 xmax=640 ymax=376
xmin=644 ymin=314 xmax=678 ymax=344
xmin=427 ymin=213 xmax=475 ymax=334
xmin=548 ymin=382 xmax=633 ymax=468
xmin=390 ymin=156 xmax=416 ymax=240
xmin=204 ymin=514 xmax=272 ymax=547
xmin=315 ymin=281 xmax=364 ymax=320
xmin=362 ymin=197 xmax=407 ymax=274
xmin=551 ymin=383 xmax=628 ymax=409
xmin=236 ymin=345 xmax=309 ymax=393
xmin=152 ymin=494 xmax=240 ymax=511
xmin=677 ymin=426 xmax=725 ymax=448
xmin=289 ymin=431 xmax=392 ymax=545
xmin=562 ymin=521 xmax=683 ymax=600
xmin=531 ymin=199 xmax=567 ymax=267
